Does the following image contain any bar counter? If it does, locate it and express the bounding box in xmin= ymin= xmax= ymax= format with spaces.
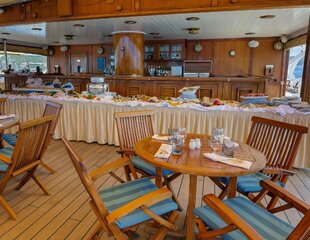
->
xmin=4 ymin=74 xmax=266 ymax=100
xmin=2 ymin=96 xmax=310 ymax=169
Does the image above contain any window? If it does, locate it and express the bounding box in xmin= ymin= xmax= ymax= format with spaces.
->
xmin=286 ymin=45 xmax=305 ymax=97
xmin=0 ymin=51 xmax=48 ymax=74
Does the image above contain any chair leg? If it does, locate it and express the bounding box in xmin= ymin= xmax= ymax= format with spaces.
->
xmin=0 ymin=195 xmax=16 ymax=220
xmin=40 ymin=162 xmax=56 ymax=174
xmin=267 ymin=195 xmax=279 ymax=210
xmin=163 ymin=176 xmax=183 ymax=211
xmin=86 ymin=223 xmax=103 ymax=240
xmin=210 ymin=177 xmax=227 ymax=200
xmin=109 ymin=223 xmax=129 ymax=240
xmin=16 ymin=171 xmax=32 ymax=190
xmin=151 ymin=211 xmax=179 ymax=240
xmin=32 ymin=174 xmax=50 ymax=196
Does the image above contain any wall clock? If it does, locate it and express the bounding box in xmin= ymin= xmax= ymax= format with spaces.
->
xmin=194 ymin=43 xmax=202 ymax=53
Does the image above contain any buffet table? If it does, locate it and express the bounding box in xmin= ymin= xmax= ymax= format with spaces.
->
xmin=3 ymin=96 xmax=310 ymax=168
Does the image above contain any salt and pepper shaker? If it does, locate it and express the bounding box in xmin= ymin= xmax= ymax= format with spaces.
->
xmin=189 ymin=139 xmax=196 ymax=150
xmin=195 ymin=138 xmax=201 ymax=149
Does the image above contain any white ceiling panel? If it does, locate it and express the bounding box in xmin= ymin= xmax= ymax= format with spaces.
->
xmin=0 ymin=7 xmax=309 ymax=46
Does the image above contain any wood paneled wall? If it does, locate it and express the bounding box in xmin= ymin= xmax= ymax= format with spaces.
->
xmin=48 ymin=44 xmax=112 ymax=75
xmin=301 ymin=17 xmax=310 ymax=103
xmin=49 ymin=37 xmax=283 ymax=81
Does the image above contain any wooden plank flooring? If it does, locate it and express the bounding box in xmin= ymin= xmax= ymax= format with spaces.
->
xmin=1 ymin=140 xmax=309 ymax=239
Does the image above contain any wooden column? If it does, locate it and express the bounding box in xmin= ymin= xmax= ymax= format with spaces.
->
xmin=301 ymin=16 xmax=310 ymax=103
xmin=113 ymin=31 xmax=144 ymax=76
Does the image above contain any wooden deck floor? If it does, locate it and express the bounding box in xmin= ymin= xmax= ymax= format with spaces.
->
xmin=1 ymin=140 xmax=309 ymax=240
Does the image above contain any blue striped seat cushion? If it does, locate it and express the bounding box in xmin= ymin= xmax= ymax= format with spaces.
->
xmin=99 ymin=177 xmax=178 ymax=229
xmin=194 ymin=196 xmax=294 ymax=240
xmin=132 ymin=156 xmax=174 ymax=176
xmin=220 ymin=172 xmax=285 ymax=193
xmin=0 ymin=147 xmax=13 ymax=172
xmin=2 ymin=133 xmax=17 ymax=146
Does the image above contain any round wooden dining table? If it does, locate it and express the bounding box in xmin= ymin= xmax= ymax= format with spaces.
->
xmin=134 ymin=133 xmax=266 ymax=240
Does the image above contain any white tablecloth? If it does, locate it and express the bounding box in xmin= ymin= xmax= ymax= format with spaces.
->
xmin=4 ymin=98 xmax=310 ymax=168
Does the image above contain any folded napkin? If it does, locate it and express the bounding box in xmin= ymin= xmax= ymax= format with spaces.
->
xmin=204 ymin=153 xmax=252 ymax=170
xmin=0 ymin=114 xmax=15 ymax=120
xmin=155 ymin=144 xmax=172 ymax=159
xmin=152 ymin=135 xmax=168 ymax=141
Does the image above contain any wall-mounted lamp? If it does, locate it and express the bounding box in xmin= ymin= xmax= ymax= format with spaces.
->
xmin=248 ymin=40 xmax=259 ymax=48
xmin=273 ymin=35 xmax=288 ymax=51
xmin=60 ymin=46 xmax=68 ymax=52
xmin=121 ymin=46 xmax=125 ymax=56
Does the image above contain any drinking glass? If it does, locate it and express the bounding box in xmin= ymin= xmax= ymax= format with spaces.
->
xmin=211 ymin=127 xmax=225 ymax=153
xmin=222 ymin=138 xmax=235 ymax=157
xmin=168 ymin=128 xmax=185 ymax=155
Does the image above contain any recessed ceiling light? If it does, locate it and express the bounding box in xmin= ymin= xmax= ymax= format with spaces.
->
xmin=124 ymin=20 xmax=136 ymax=24
xmin=104 ymin=34 xmax=113 ymax=37
xmin=1 ymin=32 xmax=11 ymax=35
xmin=260 ymin=15 xmax=276 ymax=19
xmin=245 ymin=32 xmax=256 ymax=35
xmin=73 ymin=24 xmax=84 ymax=28
xmin=185 ymin=27 xmax=200 ymax=35
xmin=53 ymin=41 xmax=60 ymax=44
xmin=31 ymin=27 xmax=42 ymax=31
xmin=149 ymin=32 xmax=160 ymax=35
xmin=186 ymin=17 xmax=200 ymax=21
xmin=64 ymin=34 xmax=74 ymax=40
xmin=153 ymin=36 xmax=162 ymax=39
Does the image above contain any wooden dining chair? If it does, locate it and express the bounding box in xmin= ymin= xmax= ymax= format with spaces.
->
xmin=62 ymin=137 xmax=179 ymax=240
xmin=194 ymin=179 xmax=310 ymax=240
xmin=2 ymin=101 xmax=62 ymax=174
xmin=212 ymin=116 xmax=308 ymax=208
xmin=0 ymin=115 xmax=55 ymax=219
xmin=114 ymin=110 xmax=182 ymax=210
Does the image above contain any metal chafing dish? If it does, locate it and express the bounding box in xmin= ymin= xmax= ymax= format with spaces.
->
xmin=87 ymin=77 xmax=109 ymax=95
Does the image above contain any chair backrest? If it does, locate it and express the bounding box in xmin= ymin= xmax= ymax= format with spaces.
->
xmin=43 ymin=101 xmax=62 ymax=135
xmin=8 ymin=115 xmax=55 ymax=174
xmin=61 ymin=137 xmax=110 ymax=230
xmin=246 ymin=116 xmax=308 ymax=183
xmin=0 ymin=98 xmax=6 ymax=115
xmin=115 ymin=110 xmax=154 ymax=154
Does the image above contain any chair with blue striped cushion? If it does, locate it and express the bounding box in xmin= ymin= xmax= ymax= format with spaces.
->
xmin=115 ymin=111 xmax=182 ymax=210
xmin=0 ymin=116 xmax=55 ymax=220
xmin=1 ymin=101 xmax=62 ymax=174
xmin=194 ymin=180 xmax=310 ymax=240
xmin=212 ymin=116 xmax=308 ymax=208
xmin=62 ymin=137 xmax=179 ymax=240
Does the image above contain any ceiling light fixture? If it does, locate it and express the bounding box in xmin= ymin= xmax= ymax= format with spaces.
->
xmin=53 ymin=41 xmax=60 ymax=44
xmin=104 ymin=34 xmax=113 ymax=37
xmin=149 ymin=32 xmax=160 ymax=35
xmin=1 ymin=32 xmax=11 ymax=35
xmin=31 ymin=27 xmax=42 ymax=31
xmin=124 ymin=20 xmax=136 ymax=24
xmin=153 ymin=36 xmax=162 ymax=39
xmin=73 ymin=24 xmax=84 ymax=28
xmin=248 ymin=40 xmax=259 ymax=48
xmin=260 ymin=15 xmax=276 ymax=19
xmin=186 ymin=17 xmax=200 ymax=21
xmin=245 ymin=32 xmax=255 ymax=36
xmin=186 ymin=27 xmax=200 ymax=35
xmin=64 ymin=34 xmax=74 ymax=40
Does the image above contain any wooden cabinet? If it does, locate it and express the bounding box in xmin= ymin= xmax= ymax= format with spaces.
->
xmin=228 ymin=81 xmax=265 ymax=101
xmin=116 ymin=81 xmax=149 ymax=97
xmin=144 ymin=40 xmax=185 ymax=61
xmin=156 ymin=82 xmax=182 ymax=97
xmin=75 ymin=0 xmax=134 ymax=15
xmin=139 ymin=0 xmax=213 ymax=12
xmin=186 ymin=81 xmax=222 ymax=99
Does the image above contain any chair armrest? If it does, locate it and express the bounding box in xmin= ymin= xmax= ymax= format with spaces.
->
xmin=262 ymin=167 xmax=295 ymax=176
xmin=106 ymin=187 xmax=172 ymax=224
xmin=260 ymin=180 xmax=310 ymax=214
xmin=0 ymin=154 xmax=11 ymax=164
xmin=89 ymin=155 xmax=131 ymax=181
xmin=203 ymin=194 xmax=264 ymax=240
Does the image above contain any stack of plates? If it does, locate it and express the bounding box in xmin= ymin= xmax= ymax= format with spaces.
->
xmin=240 ymin=95 xmax=269 ymax=105
xmin=291 ymin=103 xmax=310 ymax=113
xmin=271 ymin=96 xmax=302 ymax=106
